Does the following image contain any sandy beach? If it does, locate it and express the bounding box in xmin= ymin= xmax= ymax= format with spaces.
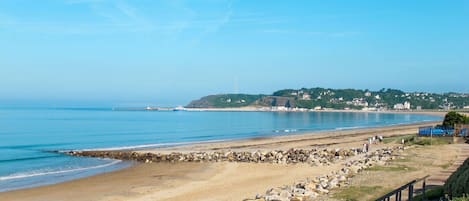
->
xmin=4 ymin=115 xmax=464 ymax=201
xmin=4 ymin=0 xmax=469 ymax=199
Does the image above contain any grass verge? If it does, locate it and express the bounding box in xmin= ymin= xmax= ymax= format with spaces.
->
xmin=383 ymin=135 xmax=451 ymax=146
xmin=333 ymin=186 xmax=388 ymax=201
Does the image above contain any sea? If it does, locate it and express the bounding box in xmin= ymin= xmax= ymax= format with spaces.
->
xmin=0 ymin=107 xmax=442 ymax=192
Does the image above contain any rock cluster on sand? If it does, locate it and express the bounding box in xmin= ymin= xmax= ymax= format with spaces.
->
xmin=246 ymin=147 xmax=402 ymax=201
xmin=66 ymin=148 xmax=360 ymax=165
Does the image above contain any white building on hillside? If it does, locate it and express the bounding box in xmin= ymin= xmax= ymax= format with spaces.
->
xmin=404 ymin=101 xmax=411 ymax=110
xmin=393 ymin=104 xmax=404 ymax=110
xmin=394 ymin=101 xmax=411 ymax=110
xmin=301 ymin=94 xmax=311 ymax=100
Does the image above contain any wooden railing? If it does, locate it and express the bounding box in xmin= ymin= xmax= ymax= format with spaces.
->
xmin=376 ymin=175 xmax=430 ymax=201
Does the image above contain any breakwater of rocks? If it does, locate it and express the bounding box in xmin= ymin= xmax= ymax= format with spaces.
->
xmin=66 ymin=146 xmax=403 ymax=201
xmin=66 ymin=148 xmax=363 ymax=165
xmin=246 ymin=146 xmax=403 ymax=201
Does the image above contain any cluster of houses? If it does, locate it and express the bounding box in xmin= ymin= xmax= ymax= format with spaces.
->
xmin=290 ymin=90 xmax=313 ymax=100
xmin=286 ymin=90 xmax=414 ymax=111
xmin=346 ymin=98 xmax=369 ymax=107
xmin=215 ymin=90 xmax=469 ymax=111
xmin=269 ymin=106 xmax=311 ymax=112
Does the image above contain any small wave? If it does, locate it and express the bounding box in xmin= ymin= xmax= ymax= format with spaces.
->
xmin=389 ymin=122 xmax=407 ymax=126
xmin=0 ymin=143 xmax=72 ymax=150
xmin=0 ymin=160 xmax=121 ymax=181
xmin=0 ymin=155 xmax=62 ymax=163
xmin=272 ymin=129 xmax=299 ymax=133
xmin=335 ymin=126 xmax=364 ymax=130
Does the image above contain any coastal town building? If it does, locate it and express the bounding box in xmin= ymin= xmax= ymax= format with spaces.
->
xmin=393 ymin=101 xmax=411 ymax=110
xmin=346 ymin=98 xmax=369 ymax=107
xmin=362 ymin=107 xmax=377 ymax=111
xmin=272 ymin=106 xmax=288 ymax=111
xmin=301 ymin=94 xmax=311 ymax=100
xmin=393 ymin=104 xmax=404 ymax=110
xmin=440 ymin=104 xmax=454 ymax=110
xmin=404 ymin=101 xmax=411 ymax=110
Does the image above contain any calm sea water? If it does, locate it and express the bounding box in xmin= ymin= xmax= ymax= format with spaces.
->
xmin=0 ymin=108 xmax=441 ymax=192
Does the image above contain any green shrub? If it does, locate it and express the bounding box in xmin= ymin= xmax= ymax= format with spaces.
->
xmin=453 ymin=195 xmax=469 ymax=201
xmin=413 ymin=187 xmax=444 ymax=201
xmin=443 ymin=111 xmax=469 ymax=128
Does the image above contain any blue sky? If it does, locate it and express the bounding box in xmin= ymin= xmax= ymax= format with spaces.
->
xmin=1 ymin=0 xmax=468 ymax=106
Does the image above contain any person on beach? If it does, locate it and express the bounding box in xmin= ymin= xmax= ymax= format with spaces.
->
xmin=401 ymin=138 xmax=405 ymax=145
xmin=363 ymin=143 xmax=367 ymax=153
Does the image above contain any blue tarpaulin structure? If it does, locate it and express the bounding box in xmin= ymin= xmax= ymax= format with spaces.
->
xmin=419 ymin=127 xmax=455 ymax=136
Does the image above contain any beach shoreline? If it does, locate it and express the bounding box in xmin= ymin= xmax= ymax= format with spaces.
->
xmin=138 ymin=120 xmax=442 ymax=154
xmin=0 ymin=119 xmax=446 ymax=201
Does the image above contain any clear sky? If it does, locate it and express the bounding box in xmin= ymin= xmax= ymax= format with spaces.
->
xmin=1 ymin=0 xmax=468 ymax=106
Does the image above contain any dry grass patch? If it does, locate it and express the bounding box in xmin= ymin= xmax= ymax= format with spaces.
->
xmin=367 ymin=164 xmax=417 ymax=172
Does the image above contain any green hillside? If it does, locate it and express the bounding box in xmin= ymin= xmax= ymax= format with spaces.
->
xmin=186 ymin=88 xmax=469 ymax=110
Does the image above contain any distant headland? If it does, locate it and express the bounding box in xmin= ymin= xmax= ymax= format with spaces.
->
xmin=186 ymin=87 xmax=469 ymax=111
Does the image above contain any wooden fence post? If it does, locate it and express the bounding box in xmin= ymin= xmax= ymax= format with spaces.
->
xmin=422 ymin=178 xmax=426 ymax=201
xmin=408 ymin=184 xmax=414 ymax=201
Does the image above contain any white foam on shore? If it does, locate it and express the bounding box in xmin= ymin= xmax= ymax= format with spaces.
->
xmin=273 ymin=129 xmax=298 ymax=133
xmin=335 ymin=126 xmax=365 ymax=130
xmin=0 ymin=160 xmax=122 ymax=181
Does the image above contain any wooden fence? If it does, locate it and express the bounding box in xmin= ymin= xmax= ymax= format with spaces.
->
xmin=376 ymin=175 xmax=430 ymax=201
